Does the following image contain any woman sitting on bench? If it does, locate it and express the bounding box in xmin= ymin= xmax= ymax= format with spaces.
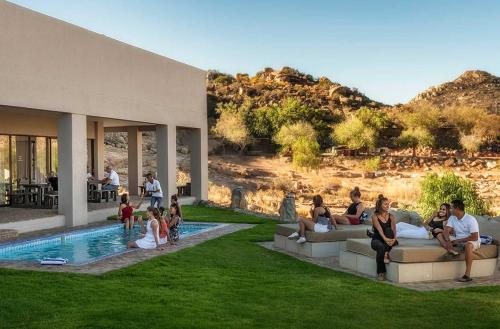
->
xmin=287 ymin=195 xmax=337 ymax=244
xmin=428 ymin=203 xmax=458 ymax=256
xmin=331 ymin=187 xmax=368 ymax=225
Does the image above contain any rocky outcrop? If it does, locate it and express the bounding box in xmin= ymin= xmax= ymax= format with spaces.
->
xmin=207 ymin=67 xmax=384 ymax=116
xmin=410 ymin=70 xmax=500 ymax=114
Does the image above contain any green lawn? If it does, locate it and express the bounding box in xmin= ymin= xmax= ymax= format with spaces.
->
xmin=1 ymin=206 xmax=500 ymax=328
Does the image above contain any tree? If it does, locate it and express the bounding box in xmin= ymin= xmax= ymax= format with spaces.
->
xmin=212 ymin=102 xmax=252 ymax=152
xmin=332 ymin=116 xmax=377 ymax=151
xmin=273 ymin=122 xmax=316 ymax=155
xmin=418 ymin=172 xmax=490 ymax=218
xmin=355 ymin=107 xmax=390 ymax=131
xmin=397 ymin=127 xmax=435 ymax=157
xmin=291 ymin=137 xmax=321 ymax=169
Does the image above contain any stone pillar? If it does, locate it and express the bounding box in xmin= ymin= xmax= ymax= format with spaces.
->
xmin=279 ymin=193 xmax=297 ymax=222
xmin=57 ymin=113 xmax=88 ymax=227
xmin=127 ymin=127 xmax=142 ymax=195
xmin=188 ymin=127 xmax=208 ymax=201
xmin=156 ymin=125 xmax=176 ymax=206
xmin=94 ymin=121 xmax=104 ymax=180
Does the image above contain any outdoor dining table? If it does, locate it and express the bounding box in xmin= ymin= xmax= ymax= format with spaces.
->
xmin=19 ymin=183 xmax=50 ymax=207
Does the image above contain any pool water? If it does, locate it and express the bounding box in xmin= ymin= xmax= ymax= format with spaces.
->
xmin=0 ymin=223 xmax=220 ymax=265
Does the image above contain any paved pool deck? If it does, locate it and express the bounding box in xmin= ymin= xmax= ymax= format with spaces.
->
xmin=260 ymin=241 xmax=500 ymax=292
xmin=0 ymin=222 xmax=253 ymax=274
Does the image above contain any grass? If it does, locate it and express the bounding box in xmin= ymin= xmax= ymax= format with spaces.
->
xmin=1 ymin=206 xmax=500 ymax=328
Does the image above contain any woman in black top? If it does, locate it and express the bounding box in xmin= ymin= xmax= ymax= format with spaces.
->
xmin=332 ymin=187 xmax=366 ymax=225
xmin=427 ymin=203 xmax=458 ymax=256
xmin=370 ymin=194 xmax=397 ymax=281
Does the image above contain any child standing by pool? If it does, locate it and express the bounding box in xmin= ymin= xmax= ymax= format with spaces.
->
xmin=127 ymin=207 xmax=164 ymax=250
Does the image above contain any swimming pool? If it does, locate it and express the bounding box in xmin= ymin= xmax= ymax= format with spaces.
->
xmin=0 ymin=223 xmax=222 ymax=265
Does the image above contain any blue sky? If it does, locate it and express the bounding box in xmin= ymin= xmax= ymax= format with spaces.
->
xmin=9 ymin=0 xmax=500 ymax=104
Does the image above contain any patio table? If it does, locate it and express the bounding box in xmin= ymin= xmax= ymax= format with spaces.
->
xmin=19 ymin=183 xmax=50 ymax=207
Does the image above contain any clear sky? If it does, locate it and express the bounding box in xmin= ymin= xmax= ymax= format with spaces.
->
xmin=8 ymin=0 xmax=500 ymax=104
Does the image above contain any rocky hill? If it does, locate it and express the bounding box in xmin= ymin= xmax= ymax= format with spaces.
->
xmin=409 ymin=70 xmax=500 ymax=114
xmin=207 ymin=67 xmax=384 ymax=115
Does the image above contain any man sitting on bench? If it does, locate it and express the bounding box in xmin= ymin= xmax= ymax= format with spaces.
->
xmin=443 ymin=199 xmax=481 ymax=282
xmin=102 ymin=165 xmax=120 ymax=191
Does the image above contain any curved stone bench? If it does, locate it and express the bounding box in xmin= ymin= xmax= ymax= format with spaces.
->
xmin=274 ymin=223 xmax=370 ymax=257
xmin=340 ymin=238 xmax=498 ymax=283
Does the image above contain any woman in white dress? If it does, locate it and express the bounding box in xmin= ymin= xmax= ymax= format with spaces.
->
xmin=127 ymin=207 xmax=164 ymax=250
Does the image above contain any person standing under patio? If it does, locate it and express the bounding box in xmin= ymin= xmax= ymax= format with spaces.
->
xmin=370 ymin=194 xmax=397 ymax=281
xmin=442 ymin=199 xmax=481 ymax=282
xmin=145 ymin=173 xmax=163 ymax=208
xmin=102 ymin=165 xmax=120 ymax=190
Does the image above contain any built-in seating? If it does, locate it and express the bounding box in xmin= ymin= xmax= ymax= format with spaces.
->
xmin=339 ymin=216 xmax=500 ymax=283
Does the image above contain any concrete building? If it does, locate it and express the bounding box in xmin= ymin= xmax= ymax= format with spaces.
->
xmin=0 ymin=1 xmax=207 ymax=230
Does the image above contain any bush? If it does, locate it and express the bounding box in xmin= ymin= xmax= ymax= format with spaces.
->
xmin=212 ymin=102 xmax=252 ymax=152
xmin=213 ymin=75 xmax=235 ymax=85
xmin=356 ymin=107 xmax=390 ymax=131
xmin=397 ymin=127 xmax=435 ymax=156
xmin=332 ymin=116 xmax=377 ymax=150
xmin=291 ymin=137 xmax=321 ymax=169
xmin=418 ymin=172 xmax=490 ymax=218
xmin=399 ymin=103 xmax=442 ymax=131
xmin=363 ymin=156 xmax=381 ymax=172
xmin=460 ymin=133 xmax=482 ymax=154
xmin=274 ymin=122 xmax=316 ymax=155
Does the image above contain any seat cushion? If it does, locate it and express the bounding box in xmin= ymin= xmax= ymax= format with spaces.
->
xmin=275 ymin=223 xmax=370 ymax=242
xmin=346 ymin=238 xmax=498 ymax=263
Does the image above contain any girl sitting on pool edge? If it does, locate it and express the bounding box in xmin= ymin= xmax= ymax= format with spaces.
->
xmin=127 ymin=207 xmax=164 ymax=251
xmin=118 ymin=193 xmax=143 ymax=230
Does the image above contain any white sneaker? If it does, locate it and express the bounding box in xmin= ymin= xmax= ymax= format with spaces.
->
xmin=287 ymin=232 xmax=299 ymax=239
xmin=296 ymin=236 xmax=307 ymax=244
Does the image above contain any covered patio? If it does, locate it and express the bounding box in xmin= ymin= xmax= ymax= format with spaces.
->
xmin=0 ymin=1 xmax=207 ymax=233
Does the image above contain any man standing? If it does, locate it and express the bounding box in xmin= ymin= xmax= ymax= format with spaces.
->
xmin=145 ymin=173 xmax=163 ymax=208
xmin=102 ymin=165 xmax=120 ymax=190
xmin=443 ymin=199 xmax=481 ymax=282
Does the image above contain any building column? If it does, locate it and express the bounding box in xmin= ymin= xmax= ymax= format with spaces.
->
xmin=127 ymin=126 xmax=142 ymax=195
xmin=188 ymin=127 xmax=208 ymax=201
xmin=156 ymin=125 xmax=176 ymax=206
xmin=57 ymin=113 xmax=88 ymax=227
xmin=94 ymin=121 xmax=104 ymax=180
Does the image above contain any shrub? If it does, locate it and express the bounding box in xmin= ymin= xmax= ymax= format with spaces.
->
xmin=363 ymin=156 xmax=381 ymax=172
xmin=399 ymin=103 xmax=442 ymax=131
xmin=212 ymin=102 xmax=252 ymax=152
xmin=459 ymin=133 xmax=482 ymax=154
xmin=274 ymin=122 xmax=316 ymax=155
xmin=356 ymin=107 xmax=390 ymax=131
xmin=291 ymin=137 xmax=321 ymax=169
xmin=397 ymin=127 xmax=435 ymax=156
xmin=213 ymin=74 xmax=235 ymax=85
xmin=418 ymin=172 xmax=490 ymax=218
xmin=332 ymin=116 xmax=377 ymax=150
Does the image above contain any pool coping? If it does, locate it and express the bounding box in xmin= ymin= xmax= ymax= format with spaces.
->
xmin=0 ymin=222 xmax=253 ymax=274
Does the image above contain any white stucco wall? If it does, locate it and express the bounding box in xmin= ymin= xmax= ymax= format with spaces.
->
xmin=0 ymin=1 xmax=207 ymax=129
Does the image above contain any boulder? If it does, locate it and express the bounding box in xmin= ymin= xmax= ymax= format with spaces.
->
xmin=279 ymin=193 xmax=298 ymax=222
xmin=230 ymin=187 xmax=247 ymax=209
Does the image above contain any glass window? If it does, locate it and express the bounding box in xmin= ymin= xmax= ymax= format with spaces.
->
xmin=0 ymin=136 xmax=10 ymax=206
xmin=50 ymin=138 xmax=58 ymax=173
xmin=13 ymin=136 xmax=29 ymax=185
xmin=34 ymin=137 xmax=47 ymax=183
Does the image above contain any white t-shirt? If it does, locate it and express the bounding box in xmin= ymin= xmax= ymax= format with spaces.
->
xmin=446 ymin=213 xmax=479 ymax=241
xmin=107 ymin=170 xmax=120 ymax=186
xmin=145 ymin=179 xmax=163 ymax=198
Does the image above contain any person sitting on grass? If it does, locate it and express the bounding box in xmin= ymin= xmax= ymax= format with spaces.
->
xmin=287 ymin=195 xmax=336 ymax=244
xmin=442 ymin=199 xmax=481 ymax=282
xmin=370 ymin=194 xmax=397 ymax=281
xmin=331 ymin=187 xmax=367 ymax=225
xmin=118 ymin=193 xmax=143 ymax=230
xmin=127 ymin=207 xmax=164 ymax=250
xmin=427 ymin=203 xmax=459 ymax=256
